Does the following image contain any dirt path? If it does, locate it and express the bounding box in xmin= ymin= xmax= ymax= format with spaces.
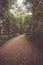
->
xmin=0 ymin=35 xmax=43 ymax=65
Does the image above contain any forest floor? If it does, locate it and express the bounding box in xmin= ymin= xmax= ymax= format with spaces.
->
xmin=0 ymin=34 xmax=43 ymax=65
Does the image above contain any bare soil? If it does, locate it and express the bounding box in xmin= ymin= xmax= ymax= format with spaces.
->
xmin=0 ymin=34 xmax=43 ymax=65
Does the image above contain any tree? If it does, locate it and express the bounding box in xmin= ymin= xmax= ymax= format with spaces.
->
xmin=24 ymin=0 xmax=43 ymax=44
xmin=2 ymin=18 xmax=10 ymax=35
xmin=0 ymin=0 xmax=17 ymax=35
xmin=15 ymin=7 xmax=26 ymax=34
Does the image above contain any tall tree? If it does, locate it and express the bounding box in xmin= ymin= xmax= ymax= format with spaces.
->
xmin=25 ymin=0 xmax=43 ymax=33
xmin=15 ymin=7 xmax=26 ymax=34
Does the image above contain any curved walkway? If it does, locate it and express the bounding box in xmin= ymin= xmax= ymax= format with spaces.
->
xmin=0 ymin=35 xmax=43 ymax=65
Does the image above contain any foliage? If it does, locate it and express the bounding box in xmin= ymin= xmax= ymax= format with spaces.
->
xmin=15 ymin=7 xmax=26 ymax=34
xmin=25 ymin=0 xmax=43 ymax=43
xmin=0 ymin=0 xmax=43 ymax=44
